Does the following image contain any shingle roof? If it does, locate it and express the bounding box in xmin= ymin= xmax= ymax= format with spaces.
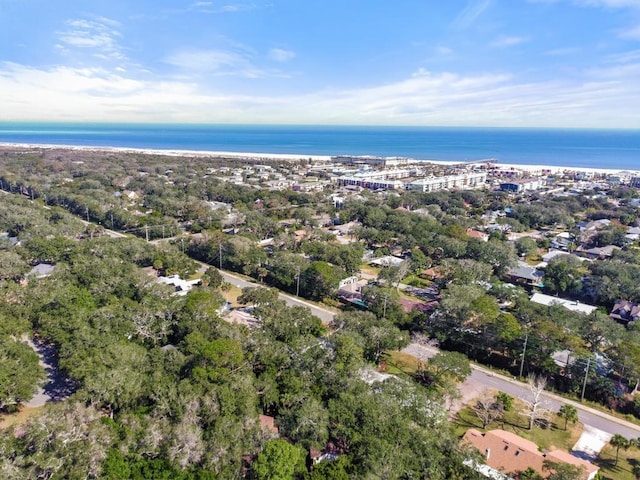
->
xmin=462 ymin=429 xmax=598 ymax=479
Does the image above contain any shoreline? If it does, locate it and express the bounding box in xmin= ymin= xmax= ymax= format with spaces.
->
xmin=1 ymin=142 xmax=638 ymax=177
xmin=0 ymin=142 xmax=334 ymax=162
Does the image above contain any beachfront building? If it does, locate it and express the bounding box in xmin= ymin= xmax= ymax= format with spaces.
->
xmin=336 ymin=176 xmax=405 ymax=190
xmin=335 ymin=168 xmax=413 ymax=190
xmin=331 ymin=155 xmax=411 ymax=167
xmin=406 ymin=172 xmax=487 ymax=192
xmin=499 ymin=178 xmax=546 ymax=193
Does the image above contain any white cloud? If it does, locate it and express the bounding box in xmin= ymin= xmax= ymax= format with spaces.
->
xmin=577 ymin=0 xmax=640 ymax=8
xmin=164 ymin=49 xmax=265 ymax=77
xmin=164 ymin=48 xmax=294 ymax=78
xmin=618 ymin=23 xmax=640 ymax=39
xmin=435 ymin=45 xmax=454 ymax=55
xmin=1 ymin=60 xmax=639 ymax=128
xmin=605 ymin=49 xmax=640 ymax=63
xmin=268 ymin=48 xmax=295 ymax=62
xmin=185 ymin=2 xmax=256 ymax=14
xmin=544 ymin=47 xmax=581 ymax=55
xmin=57 ymin=17 xmax=125 ymax=61
xmin=491 ymin=36 xmax=529 ymax=47
xmin=453 ymin=0 xmax=493 ymax=29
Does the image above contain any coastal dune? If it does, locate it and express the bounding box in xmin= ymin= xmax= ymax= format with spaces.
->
xmin=0 ymin=142 xmax=638 ymax=176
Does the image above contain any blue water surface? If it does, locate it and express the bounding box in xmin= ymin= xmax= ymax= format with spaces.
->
xmin=0 ymin=123 xmax=638 ymax=170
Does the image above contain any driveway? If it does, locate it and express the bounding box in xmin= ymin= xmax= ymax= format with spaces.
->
xmin=25 ymin=337 xmax=76 ymax=407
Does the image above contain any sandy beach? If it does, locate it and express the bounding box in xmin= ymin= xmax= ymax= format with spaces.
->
xmin=1 ymin=142 xmax=638 ymax=176
xmin=0 ymin=142 xmax=334 ymax=162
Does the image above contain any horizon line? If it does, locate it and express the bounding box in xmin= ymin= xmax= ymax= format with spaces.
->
xmin=0 ymin=121 xmax=639 ymax=132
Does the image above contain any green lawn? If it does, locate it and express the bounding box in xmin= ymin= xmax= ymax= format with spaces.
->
xmin=383 ymin=350 xmax=421 ymax=375
xmin=221 ymin=284 xmax=243 ymax=307
xmin=596 ymin=444 xmax=640 ymax=480
xmin=402 ymin=274 xmax=431 ymax=288
xmin=359 ymin=264 xmax=380 ymax=277
xmin=454 ymin=400 xmax=582 ymax=453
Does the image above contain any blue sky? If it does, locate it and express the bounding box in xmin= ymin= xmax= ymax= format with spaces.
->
xmin=1 ymin=0 xmax=640 ymax=127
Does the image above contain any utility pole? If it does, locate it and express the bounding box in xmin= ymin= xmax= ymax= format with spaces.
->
xmin=295 ymin=266 xmax=301 ymax=297
xmin=581 ymin=356 xmax=592 ymax=402
xmin=145 ymin=225 xmax=149 ymax=242
xmin=519 ymin=332 xmax=529 ymax=379
xmin=218 ymin=241 xmax=223 ymax=269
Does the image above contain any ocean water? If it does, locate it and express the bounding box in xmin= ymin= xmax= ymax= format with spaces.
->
xmin=0 ymin=122 xmax=638 ymax=170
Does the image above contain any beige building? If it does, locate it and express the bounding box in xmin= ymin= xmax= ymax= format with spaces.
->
xmin=407 ymin=172 xmax=487 ymax=192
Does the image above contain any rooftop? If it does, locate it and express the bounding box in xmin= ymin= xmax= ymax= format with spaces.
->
xmin=462 ymin=429 xmax=598 ymax=480
xmin=530 ymin=293 xmax=598 ymax=315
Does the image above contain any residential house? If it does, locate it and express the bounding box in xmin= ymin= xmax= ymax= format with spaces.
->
xmin=157 ymin=274 xmax=201 ymax=296
xmin=369 ymin=255 xmax=405 ymax=268
xmin=610 ymin=300 xmax=640 ymax=325
xmin=530 ymin=293 xmax=598 ymax=315
xmin=467 ymin=228 xmax=489 ymax=242
xmin=581 ymin=245 xmax=620 ymax=260
xmin=462 ymin=429 xmax=598 ymax=480
xmin=550 ymin=232 xmax=575 ymax=251
xmin=259 ymin=414 xmax=279 ymax=436
xmin=308 ymin=446 xmax=340 ymax=468
xmin=398 ymin=297 xmax=436 ymax=314
xmin=536 ymin=251 xmax=586 ymax=269
xmin=541 ymin=250 xmax=571 ymax=263
xmin=337 ymin=277 xmax=369 ymax=308
xmin=421 ymin=267 xmax=445 ymax=282
xmin=577 ymin=219 xmax=611 ymax=233
xmin=28 ymin=263 xmax=55 ymax=278
xmin=506 ymin=261 xmax=544 ymax=288
xmin=626 ymin=226 xmax=640 ymax=243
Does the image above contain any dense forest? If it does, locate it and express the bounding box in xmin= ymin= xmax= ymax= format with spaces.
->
xmin=0 ymin=149 xmax=482 ymax=479
xmin=2 ymin=146 xmax=640 ymax=477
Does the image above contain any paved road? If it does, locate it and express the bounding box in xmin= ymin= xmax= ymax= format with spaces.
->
xmin=18 ymin=192 xmax=638 ymax=438
xmin=214 ymin=268 xmax=640 ymax=439
xmin=216 ymin=269 xmax=338 ymax=324
xmin=403 ymin=343 xmax=640 ymax=439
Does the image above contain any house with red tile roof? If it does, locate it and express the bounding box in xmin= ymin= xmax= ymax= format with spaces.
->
xmin=467 ymin=228 xmax=489 ymax=241
xmin=462 ymin=429 xmax=598 ymax=480
xmin=259 ymin=414 xmax=279 ymax=435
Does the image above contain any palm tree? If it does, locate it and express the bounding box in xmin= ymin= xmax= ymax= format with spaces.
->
xmin=610 ymin=434 xmax=630 ymax=466
xmin=557 ymin=404 xmax=578 ymax=431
